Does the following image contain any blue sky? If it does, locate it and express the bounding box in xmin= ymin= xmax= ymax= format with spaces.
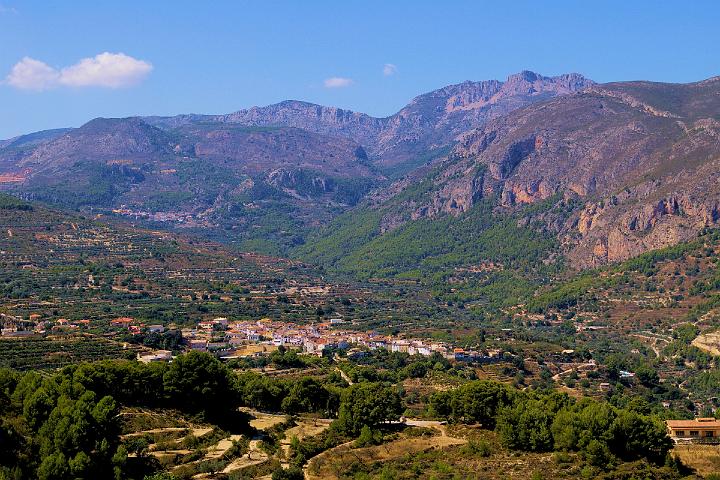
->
xmin=0 ymin=0 xmax=718 ymax=138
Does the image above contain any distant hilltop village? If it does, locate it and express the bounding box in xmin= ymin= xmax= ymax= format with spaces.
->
xmin=0 ymin=313 xmax=505 ymax=364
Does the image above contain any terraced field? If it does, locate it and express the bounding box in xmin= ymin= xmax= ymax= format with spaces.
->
xmin=0 ymin=336 xmax=131 ymax=369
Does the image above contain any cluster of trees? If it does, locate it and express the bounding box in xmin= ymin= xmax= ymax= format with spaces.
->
xmin=339 ymin=349 xmax=483 ymax=384
xmin=1 ymin=367 xmax=126 ymax=479
xmin=335 ymin=383 xmax=403 ymax=435
xmin=123 ymin=330 xmax=183 ymax=352
xmin=0 ymin=352 xmax=246 ymax=479
xmin=0 ymin=193 xmax=33 ymax=211
xmin=429 ymin=380 xmax=517 ymax=428
xmin=303 ymin=199 xmax=557 ymax=287
xmin=235 ymin=372 xmax=341 ymax=416
xmin=430 ymin=380 xmax=672 ymax=469
xmin=233 ymin=368 xmax=404 ymax=430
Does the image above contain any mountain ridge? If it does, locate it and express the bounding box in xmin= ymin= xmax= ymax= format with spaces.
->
xmin=145 ymin=70 xmax=593 ymax=168
xmin=299 ymin=75 xmax=720 ymax=285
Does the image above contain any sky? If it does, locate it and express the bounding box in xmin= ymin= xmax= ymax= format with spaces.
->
xmin=0 ymin=0 xmax=718 ymax=138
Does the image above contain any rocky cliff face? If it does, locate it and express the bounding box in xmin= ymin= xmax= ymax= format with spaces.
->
xmin=216 ymin=101 xmax=385 ymax=149
xmin=145 ymin=71 xmax=593 ymax=168
xmin=374 ymin=71 xmax=593 ymax=165
xmin=368 ymin=76 xmax=720 ymax=267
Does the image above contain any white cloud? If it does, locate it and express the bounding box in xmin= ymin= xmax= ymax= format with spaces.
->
xmin=383 ymin=63 xmax=397 ymax=76
xmin=59 ymin=52 xmax=152 ymax=88
xmin=4 ymin=52 xmax=153 ymax=91
xmin=5 ymin=57 xmax=59 ymax=91
xmin=323 ymin=76 xmax=353 ymax=88
xmin=0 ymin=5 xmax=18 ymax=14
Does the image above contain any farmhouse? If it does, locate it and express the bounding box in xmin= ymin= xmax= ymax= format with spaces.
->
xmin=666 ymin=418 xmax=720 ymax=442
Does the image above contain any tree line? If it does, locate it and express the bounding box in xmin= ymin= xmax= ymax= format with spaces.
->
xmin=430 ymin=380 xmax=672 ymax=468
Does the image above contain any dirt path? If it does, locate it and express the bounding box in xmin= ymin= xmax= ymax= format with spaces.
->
xmin=336 ymin=367 xmax=354 ymax=385
xmin=121 ymin=426 xmax=212 ymax=439
xmin=630 ymin=332 xmax=670 ymax=357
xmin=150 ymin=449 xmax=192 ymax=458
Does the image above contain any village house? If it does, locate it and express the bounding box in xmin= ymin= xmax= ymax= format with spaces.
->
xmin=303 ymin=339 xmax=327 ymax=356
xmin=111 ymin=317 xmax=134 ymax=329
xmin=245 ymin=330 xmax=261 ymax=342
xmin=667 ymin=418 xmax=720 ymax=442
xmin=450 ymin=348 xmax=466 ymax=361
xmin=137 ymin=350 xmax=172 ymax=363
xmin=415 ymin=345 xmax=432 ymax=356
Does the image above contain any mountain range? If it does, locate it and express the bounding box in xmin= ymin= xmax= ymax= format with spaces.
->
xmin=2 ymin=70 xmax=720 ymax=296
xmin=0 ymin=70 xmax=592 ymax=252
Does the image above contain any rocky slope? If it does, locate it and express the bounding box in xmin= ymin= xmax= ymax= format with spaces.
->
xmin=0 ymin=117 xmax=377 ymax=253
xmin=146 ymin=71 xmax=593 ymax=169
xmin=342 ymin=76 xmax=720 ymax=269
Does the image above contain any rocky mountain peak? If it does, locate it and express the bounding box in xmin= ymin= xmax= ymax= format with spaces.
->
xmin=506 ymin=70 xmax=541 ymax=83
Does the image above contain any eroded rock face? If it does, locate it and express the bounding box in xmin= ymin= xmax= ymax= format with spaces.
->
xmin=570 ymin=191 xmax=720 ymax=266
xmin=371 ymin=76 xmax=720 ymax=268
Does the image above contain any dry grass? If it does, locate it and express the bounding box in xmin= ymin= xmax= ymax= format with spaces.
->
xmin=118 ymin=408 xmax=195 ymax=434
xmin=692 ymin=332 xmax=720 ymax=357
xmin=230 ymin=344 xmax=278 ymax=357
xmin=305 ymin=429 xmax=466 ymax=480
xmin=281 ymin=417 xmax=332 ymax=445
xmin=242 ymin=409 xmax=289 ymax=430
xmin=673 ymin=444 xmax=720 ymax=477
